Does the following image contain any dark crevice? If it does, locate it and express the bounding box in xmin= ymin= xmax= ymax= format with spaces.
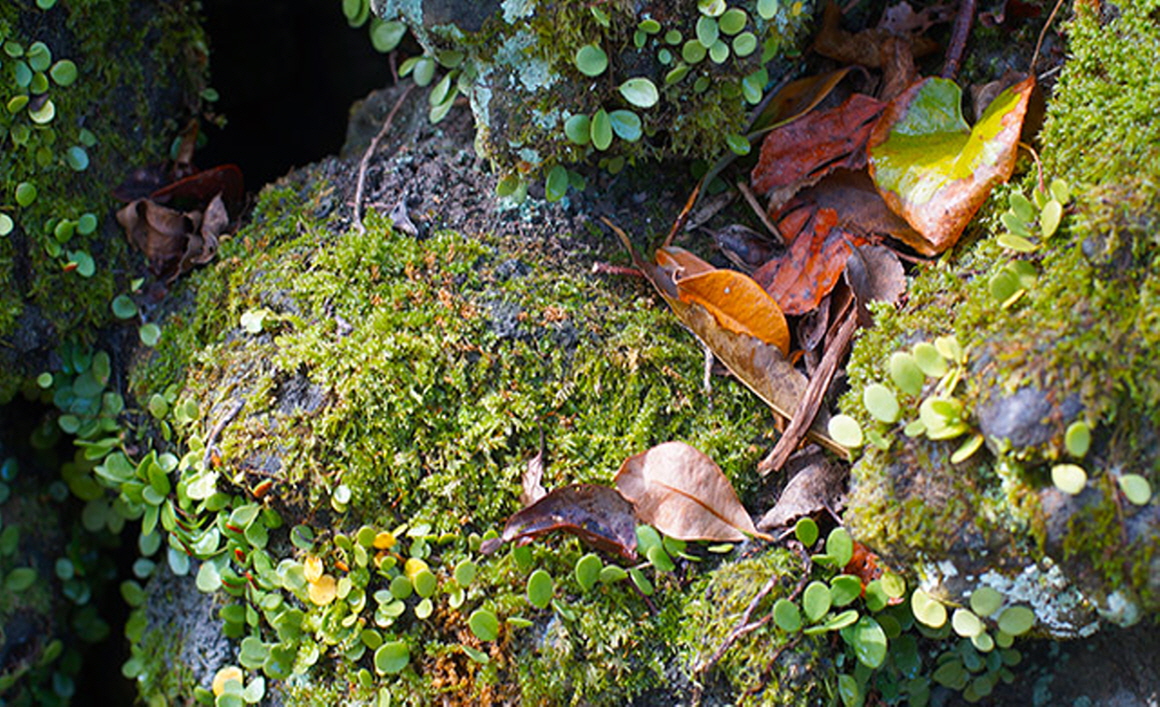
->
xmin=196 ymin=0 xmax=392 ymax=188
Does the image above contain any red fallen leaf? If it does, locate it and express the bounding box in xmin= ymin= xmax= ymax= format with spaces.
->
xmin=751 ymin=93 xmax=885 ymax=211
xmin=868 ymin=75 xmax=1036 ymax=255
xmin=150 ymin=164 xmax=245 ymax=215
xmin=615 ymin=441 xmax=772 ymax=542
xmin=844 ymin=540 xmax=884 ymax=587
xmin=480 ymin=484 xmax=638 ymax=561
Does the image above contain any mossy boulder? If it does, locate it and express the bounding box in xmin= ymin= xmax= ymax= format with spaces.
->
xmin=370 ymin=0 xmax=813 ymax=188
xmin=0 ymin=1 xmax=209 ymax=403
xmin=841 ymin=2 xmax=1160 ymax=637
xmin=124 ymin=86 xmax=797 ymax=703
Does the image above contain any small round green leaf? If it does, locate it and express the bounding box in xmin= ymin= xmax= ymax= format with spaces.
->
xmin=0 ymin=214 xmax=14 ymax=236
xmin=757 ymin=0 xmax=779 ymax=19
xmin=454 ymin=559 xmax=477 ymax=588
xmin=996 ymin=606 xmax=1035 ymax=636
xmin=971 ymin=630 xmax=995 ymax=653
xmin=575 ymin=554 xmax=601 ymax=592
xmin=599 ymin=565 xmax=628 ymax=584
xmin=50 ymin=59 xmax=77 ymax=86
xmin=66 ymin=146 xmax=89 ymax=171
xmin=794 ymin=517 xmax=818 ymax=546
xmin=732 ymin=32 xmax=758 ymax=57
xmin=837 ymin=673 xmax=860 ymax=707
xmin=889 ymin=352 xmax=924 ymax=396
xmin=1118 ymin=474 xmax=1152 ymax=506
xmin=6 ymin=567 xmax=37 ymax=592
xmin=526 ymin=569 xmax=553 ymax=609
xmin=911 ymin=588 xmax=947 ymax=628
xmin=619 ymin=77 xmax=659 ymax=108
xmin=826 ymin=527 xmax=854 ymax=567
xmin=608 ymin=109 xmax=642 ymax=141
xmin=802 ymin=581 xmax=831 ymax=622
xmin=564 ymin=113 xmax=591 ymax=145
xmin=681 ymin=40 xmax=707 ymax=64
xmin=708 ymin=39 xmax=729 ymax=63
xmin=77 ymin=213 xmax=98 ymax=235
xmin=719 ymin=8 xmax=748 ymax=34
xmin=15 ymin=182 xmax=37 ymax=207
xmin=952 ymin=608 xmax=985 ymax=637
xmin=1040 ymin=199 xmax=1063 ymax=238
xmin=695 ymin=16 xmax=719 ymax=46
xmin=724 ymin=133 xmax=750 ymax=156
xmin=828 ymin=415 xmax=863 ymax=448
xmin=830 ymin=575 xmax=863 ymax=607
xmin=969 ymin=586 xmax=1004 ymax=617
xmin=574 ymin=44 xmax=608 ymax=77
xmin=765 ymin=599 xmax=797 ymax=632
xmin=139 ymin=323 xmax=162 ymax=347
xmin=863 ymin=383 xmax=900 ymax=423
xmin=413 ymin=569 xmax=437 ymax=598
xmin=369 ymin=20 xmax=406 ymax=53
xmin=469 ymin=608 xmax=499 ymax=641
xmin=590 ymin=109 xmax=613 ymax=151
xmin=912 ymin=342 xmax=947 ymax=377
xmin=1065 ymin=421 xmax=1091 ymax=458
xmin=545 ymin=165 xmax=569 ymax=202
xmin=849 ymin=615 xmax=888 ymax=668
xmin=1051 ymin=463 xmax=1087 ymax=495
xmin=373 ymin=641 xmax=409 ymax=674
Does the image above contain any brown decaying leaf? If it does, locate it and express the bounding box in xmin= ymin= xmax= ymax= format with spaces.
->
xmin=751 ymin=93 xmax=885 ymax=211
xmin=481 ymin=484 xmax=638 ymax=561
xmin=713 ymin=224 xmax=778 ymax=273
xmin=610 ymin=223 xmax=846 ymax=457
xmin=750 ymin=67 xmax=857 ymax=137
xmin=520 ymin=446 xmax=546 ymax=507
xmin=756 ymin=454 xmax=848 ymax=530
xmin=845 ymin=244 xmax=906 ymax=307
xmin=812 ymin=1 xmax=940 ymax=69
xmin=117 ymin=192 xmax=231 ymax=283
xmin=615 ymin=442 xmax=771 ymax=542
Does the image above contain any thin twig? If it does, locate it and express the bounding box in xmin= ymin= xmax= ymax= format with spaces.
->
xmin=1020 ymin=141 xmax=1046 ymax=194
xmin=663 ymin=180 xmax=702 ymax=248
xmin=694 ymin=575 xmax=780 ymax=680
xmin=941 ymin=0 xmax=977 ymax=80
xmin=1031 ymin=0 xmax=1069 ymax=74
xmin=758 ymin=302 xmax=859 ymax=475
xmin=736 ymin=181 xmax=784 ymax=246
xmin=737 ymin=543 xmax=812 ymax=706
xmin=353 ymin=84 xmax=415 ymax=235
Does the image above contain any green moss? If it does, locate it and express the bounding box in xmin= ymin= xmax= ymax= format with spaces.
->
xmin=680 ymin=551 xmax=829 ymax=705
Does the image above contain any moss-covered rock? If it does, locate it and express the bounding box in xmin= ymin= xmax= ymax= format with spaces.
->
xmin=841 ymin=2 xmax=1160 ymax=636
xmin=0 ymin=0 xmax=209 ymax=402
xmin=371 ymin=0 xmax=813 ymax=188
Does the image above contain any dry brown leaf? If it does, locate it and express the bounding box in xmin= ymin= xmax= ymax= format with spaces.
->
xmin=757 ymin=455 xmax=848 ymax=530
xmin=481 ymin=484 xmax=638 ymax=561
xmin=520 ymin=446 xmax=546 ymax=507
xmin=615 ymin=441 xmax=770 ymax=542
xmin=845 ymin=244 xmax=907 ymax=308
xmin=813 ymin=1 xmax=940 ymax=68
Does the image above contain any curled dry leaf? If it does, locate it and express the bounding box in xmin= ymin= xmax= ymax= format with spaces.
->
xmin=481 ymin=484 xmax=638 ymax=561
xmin=117 ymin=192 xmax=231 ymax=283
xmin=845 ymin=244 xmax=906 ymax=307
xmin=751 ymin=93 xmax=885 ymax=211
xmin=520 ymin=445 xmax=547 ymax=507
xmin=868 ymin=75 xmax=1036 ymax=254
xmin=756 ymin=455 xmax=848 ymax=530
xmin=611 ymin=224 xmax=845 ymax=456
xmin=812 ymin=1 xmax=940 ymax=69
xmin=615 ymin=441 xmax=771 ymax=542
xmin=712 ymin=224 xmax=778 ymax=273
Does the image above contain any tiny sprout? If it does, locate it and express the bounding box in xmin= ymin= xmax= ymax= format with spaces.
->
xmin=1065 ymin=421 xmax=1091 ymax=457
xmin=112 ymin=294 xmax=137 ymax=319
xmin=574 ymin=44 xmax=608 ymax=77
xmin=825 ymin=527 xmax=854 ymax=567
xmin=665 ymin=64 xmax=690 ymax=85
xmin=646 ymin=544 xmax=675 ymax=572
xmin=996 ymin=605 xmax=1035 ymax=636
xmin=1051 ymin=463 xmax=1087 ymax=495
xmin=49 ymin=59 xmax=77 ymax=86
xmin=638 ymin=18 xmax=662 ymax=34
xmin=469 ymin=608 xmax=499 ymax=641
xmin=828 ymin=414 xmax=863 ymax=448
xmin=575 ymin=554 xmax=601 ymax=592
xmin=1008 ymin=192 xmax=1035 ymax=222
xmin=773 ymin=598 xmax=801 ymax=631
xmin=1117 ymin=474 xmax=1152 ymax=506
xmin=545 ymin=165 xmax=569 ymax=202
xmin=15 ymin=182 xmax=37 ymax=207
xmin=369 ymin=19 xmax=406 ymax=53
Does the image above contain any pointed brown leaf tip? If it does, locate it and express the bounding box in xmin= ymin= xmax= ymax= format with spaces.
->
xmin=614 ymin=441 xmax=771 ymax=542
xmin=487 ymin=484 xmax=638 ymax=561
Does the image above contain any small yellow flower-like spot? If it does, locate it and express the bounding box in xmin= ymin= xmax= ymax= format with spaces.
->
xmin=308 ymin=574 xmax=337 ymax=606
xmin=373 ymin=531 xmax=396 ymax=549
xmin=212 ymin=666 xmax=244 ymax=696
xmin=303 ymin=555 xmax=323 ymax=583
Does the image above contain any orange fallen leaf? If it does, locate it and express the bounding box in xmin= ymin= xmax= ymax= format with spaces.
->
xmin=675 ymin=269 xmax=790 ymax=355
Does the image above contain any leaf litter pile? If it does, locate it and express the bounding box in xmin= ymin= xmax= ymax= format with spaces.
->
xmin=487 ymin=0 xmax=1049 ymax=691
